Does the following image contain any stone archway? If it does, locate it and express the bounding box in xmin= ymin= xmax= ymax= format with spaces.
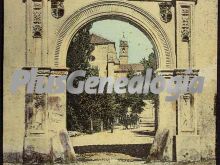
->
xmin=23 ymin=1 xmax=177 ymax=163
xmin=53 ymin=1 xmax=175 ymax=69
xmin=22 ymin=0 xmax=200 ymax=163
xmin=52 ymin=0 xmax=176 ymax=161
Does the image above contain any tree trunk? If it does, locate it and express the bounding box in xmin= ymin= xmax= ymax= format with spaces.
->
xmin=90 ymin=118 xmax=93 ymax=133
xmin=101 ymin=120 xmax=104 ymax=132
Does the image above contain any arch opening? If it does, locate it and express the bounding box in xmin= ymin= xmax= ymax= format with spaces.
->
xmin=54 ymin=1 xmax=174 ymax=69
xmin=54 ymin=0 xmax=174 ymax=161
xmin=66 ymin=18 xmax=160 ymax=160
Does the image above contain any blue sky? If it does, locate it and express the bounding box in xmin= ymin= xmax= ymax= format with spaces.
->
xmin=90 ymin=20 xmax=154 ymax=64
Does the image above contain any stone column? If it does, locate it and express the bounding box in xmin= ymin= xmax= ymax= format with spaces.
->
xmin=149 ymin=69 xmax=176 ymax=161
xmin=23 ymin=67 xmax=75 ymax=163
xmin=47 ymin=68 xmax=73 ymax=162
xmin=159 ymin=69 xmax=176 ymax=161
xmin=150 ymin=68 xmax=200 ymax=161
xmin=175 ymin=0 xmax=200 ymax=161
xmin=174 ymin=69 xmax=201 ymax=161
xmin=23 ymin=67 xmax=52 ymax=163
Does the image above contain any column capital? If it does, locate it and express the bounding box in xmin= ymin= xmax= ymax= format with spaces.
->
xmin=23 ymin=67 xmax=51 ymax=76
xmin=22 ymin=67 xmax=69 ymax=76
xmin=155 ymin=69 xmax=175 ymax=78
xmin=176 ymin=0 xmax=197 ymax=5
xmin=156 ymin=68 xmax=200 ymax=79
xmin=174 ymin=68 xmax=199 ymax=78
xmin=50 ymin=68 xmax=69 ymax=76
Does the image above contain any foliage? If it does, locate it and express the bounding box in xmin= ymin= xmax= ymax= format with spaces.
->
xmin=66 ymin=24 xmax=159 ymax=133
xmin=66 ymin=24 xmax=119 ymax=132
xmin=140 ymin=51 xmax=159 ymax=130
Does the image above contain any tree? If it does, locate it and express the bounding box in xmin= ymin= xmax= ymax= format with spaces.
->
xmin=66 ymin=24 xmax=158 ymax=133
xmin=66 ymin=23 xmax=99 ymax=132
xmin=113 ymin=69 xmax=145 ymax=129
xmin=66 ymin=23 xmax=119 ymax=133
xmin=140 ymin=50 xmax=159 ymax=131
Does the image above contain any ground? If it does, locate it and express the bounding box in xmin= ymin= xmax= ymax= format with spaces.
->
xmin=69 ymin=117 xmax=215 ymax=165
xmin=71 ymin=125 xmax=155 ymax=146
xmin=71 ymin=128 xmax=215 ymax=164
xmin=4 ymin=160 xmax=216 ymax=165
xmin=4 ymin=119 xmax=216 ymax=164
xmin=71 ymin=108 xmax=155 ymax=160
xmin=71 ymin=159 xmax=216 ymax=165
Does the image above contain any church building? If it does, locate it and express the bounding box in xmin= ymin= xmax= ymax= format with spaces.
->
xmin=90 ymin=34 xmax=144 ymax=78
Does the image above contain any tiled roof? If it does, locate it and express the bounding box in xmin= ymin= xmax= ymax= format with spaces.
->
xmin=90 ymin=34 xmax=114 ymax=44
xmin=117 ymin=64 xmax=144 ymax=72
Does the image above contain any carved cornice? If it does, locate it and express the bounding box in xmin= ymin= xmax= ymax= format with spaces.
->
xmin=174 ymin=69 xmax=199 ymax=78
xmin=128 ymin=0 xmax=197 ymax=5
xmin=156 ymin=68 xmax=199 ymax=78
xmin=176 ymin=0 xmax=197 ymax=5
xmin=50 ymin=68 xmax=69 ymax=76
xmin=22 ymin=67 xmax=69 ymax=76
xmin=156 ymin=69 xmax=175 ymax=78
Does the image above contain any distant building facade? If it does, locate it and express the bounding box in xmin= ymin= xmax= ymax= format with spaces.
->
xmin=90 ymin=34 xmax=144 ymax=78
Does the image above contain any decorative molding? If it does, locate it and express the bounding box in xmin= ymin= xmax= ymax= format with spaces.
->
xmin=159 ymin=2 xmax=173 ymax=23
xmin=156 ymin=69 xmax=175 ymax=78
xmin=174 ymin=68 xmax=199 ymax=78
xmin=33 ymin=25 xmax=42 ymax=38
xmin=33 ymin=10 xmax=41 ymax=24
xmin=33 ymin=1 xmax=42 ymax=9
xmin=156 ymin=68 xmax=199 ymax=79
xmin=180 ymin=5 xmax=191 ymax=42
xmin=178 ymin=93 xmax=195 ymax=133
xmin=50 ymin=69 xmax=69 ymax=76
xmin=32 ymin=0 xmax=42 ymax=38
xmin=37 ymin=68 xmax=51 ymax=76
xmin=33 ymin=94 xmax=46 ymax=109
xmin=25 ymin=93 xmax=47 ymax=133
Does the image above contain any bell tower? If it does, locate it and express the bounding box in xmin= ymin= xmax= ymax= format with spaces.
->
xmin=119 ymin=34 xmax=128 ymax=64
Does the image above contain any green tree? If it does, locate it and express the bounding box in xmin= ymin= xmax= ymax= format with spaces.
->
xmin=140 ymin=50 xmax=159 ymax=130
xmin=66 ymin=23 xmax=119 ymax=133
xmin=66 ymin=23 xmax=99 ymax=132
xmin=66 ymin=24 xmax=158 ymax=133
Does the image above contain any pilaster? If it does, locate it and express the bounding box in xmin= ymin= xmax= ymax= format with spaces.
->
xmin=23 ymin=67 xmax=72 ymax=163
xmin=176 ymin=0 xmax=196 ymax=68
xmin=23 ymin=67 xmax=52 ymax=163
xmin=174 ymin=69 xmax=201 ymax=161
xmin=25 ymin=0 xmax=49 ymax=67
xmin=153 ymin=69 xmax=177 ymax=161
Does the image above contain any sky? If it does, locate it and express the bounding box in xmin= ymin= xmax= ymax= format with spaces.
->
xmin=90 ymin=20 xmax=154 ymax=64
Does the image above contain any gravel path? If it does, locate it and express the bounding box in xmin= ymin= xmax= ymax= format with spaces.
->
xmin=71 ymin=124 xmax=155 ymax=146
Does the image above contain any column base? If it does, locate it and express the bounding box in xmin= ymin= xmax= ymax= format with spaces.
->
xmin=176 ymin=135 xmax=201 ymax=162
xmin=23 ymin=135 xmax=53 ymax=163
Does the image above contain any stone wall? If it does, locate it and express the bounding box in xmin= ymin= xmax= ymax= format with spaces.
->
xmin=3 ymin=1 xmax=26 ymax=162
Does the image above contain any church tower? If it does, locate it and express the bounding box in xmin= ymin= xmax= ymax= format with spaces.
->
xmin=119 ymin=34 xmax=128 ymax=64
